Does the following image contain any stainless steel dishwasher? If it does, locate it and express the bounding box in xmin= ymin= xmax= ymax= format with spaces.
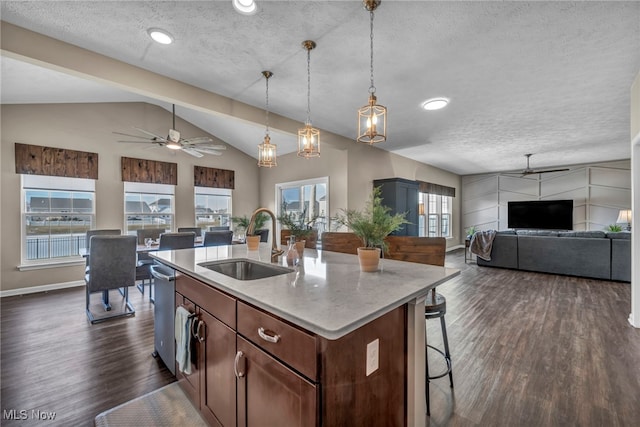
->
xmin=150 ymin=264 xmax=175 ymax=375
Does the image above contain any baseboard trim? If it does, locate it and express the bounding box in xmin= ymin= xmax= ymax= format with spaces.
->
xmin=1 ymin=280 xmax=84 ymax=298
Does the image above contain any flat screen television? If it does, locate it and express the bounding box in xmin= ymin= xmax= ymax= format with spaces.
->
xmin=507 ymin=200 xmax=573 ymax=230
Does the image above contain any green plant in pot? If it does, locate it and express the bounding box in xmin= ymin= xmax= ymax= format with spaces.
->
xmin=334 ymin=186 xmax=409 ymax=272
xmin=466 ymin=226 xmax=478 ymax=239
xmin=231 ymin=212 xmax=268 ymax=238
xmin=277 ymin=204 xmax=318 ymax=254
xmin=605 ymin=224 xmax=623 ymax=232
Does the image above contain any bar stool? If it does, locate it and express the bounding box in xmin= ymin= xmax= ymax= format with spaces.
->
xmin=425 ymin=288 xmax=453 ymax=416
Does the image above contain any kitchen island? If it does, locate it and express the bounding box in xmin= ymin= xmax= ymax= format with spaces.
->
xmin=151 ymin=243 xmax=459 ymax=426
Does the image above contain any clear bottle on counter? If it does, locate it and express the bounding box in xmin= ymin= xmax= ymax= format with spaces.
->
xmin=285 ymin=236 xmax=299 ymax=267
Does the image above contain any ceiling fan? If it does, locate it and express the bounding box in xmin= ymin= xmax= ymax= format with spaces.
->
xmin=508 ymin=153 xmax=570 ymax=176
xmin=114 ymin=104 xmax=226 ymax=158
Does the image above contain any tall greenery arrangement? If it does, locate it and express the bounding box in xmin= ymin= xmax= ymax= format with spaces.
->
xmin=277 ymin=204 xmax=317 ymax=239
xmin=231 ymin=212 xmax=268 ymax=236
xmin=334 ymin=187 xmax=409 ymax=251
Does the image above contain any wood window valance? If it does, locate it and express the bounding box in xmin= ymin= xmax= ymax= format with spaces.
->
xmin=15 ymin=143 xmax=98 ymax=179
xmin=194 ymin=166 xmax=235 ymax=189
xmin=121 ymin=157 xmax=177 ymax=185
xmin=418 ymin=181 xmax=456 ymax=197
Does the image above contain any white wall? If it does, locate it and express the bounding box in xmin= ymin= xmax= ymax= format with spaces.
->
xmin=1 ymin=102 xmax=259 ymax=293
xmin=462 ymin=159 xmax=631 ymax=232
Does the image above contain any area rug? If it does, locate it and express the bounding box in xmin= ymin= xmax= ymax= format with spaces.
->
xmin=94 ymin=382 xmax=207 ymax=426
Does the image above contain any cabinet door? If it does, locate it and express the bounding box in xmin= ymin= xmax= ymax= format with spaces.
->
xmin=174 ymin=293 xmax=200 ymax=408
xmin=236 ymin=337 xmax=317 ymax=427
xmin=199 ymin=309 xmax=237 ymax=427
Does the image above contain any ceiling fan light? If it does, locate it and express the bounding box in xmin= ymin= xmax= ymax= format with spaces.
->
xmin=166 ymin=141 xmax=182 ymax=150
xmin=422 ymin=98 xmax=449 ymax=111
xmin=147 ymin=28 xmax=174 ymax=45
xmin=232 ymin=0 xmax=257 ymax=15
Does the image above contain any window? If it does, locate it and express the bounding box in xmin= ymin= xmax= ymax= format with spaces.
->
xmin=124 ymin=182 xmax=174 ymax=235
xmin=22 ymin=175 xmax=95 ymax=262
xmin=419 ymin=192 xmax=452 ymax=238
xmin=276 ymin=177 xmax=328 ymax=241
xmin=195 ymin=187 xmax=232 ymax=231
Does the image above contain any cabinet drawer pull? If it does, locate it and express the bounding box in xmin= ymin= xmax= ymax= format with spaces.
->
xmin=258 ymin=327 xmax=280 ymax=343
xmin=234 ymin=351 xmax=246 ymax=378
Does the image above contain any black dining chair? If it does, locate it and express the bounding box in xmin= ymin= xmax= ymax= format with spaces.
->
xmin=255 ymin=229 xmax=269 ymax=243
xmin=158 ymin=232 xmax=196 ymax=250
xmin=177 ymin=227 xmax=202 ymax=238
xmin=135 ymin=228 xmax=166 ymax=299
xmin=85 ymin=235 xmax=137 ymax=324
xmin=85 ymin=229 xmax=121 ymax=270
xmin=203 ymin=230 xmax=233 ymax=247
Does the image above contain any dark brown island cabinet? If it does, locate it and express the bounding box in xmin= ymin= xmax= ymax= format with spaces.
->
xmin=174 ymin=271 xmax=407 ymax=427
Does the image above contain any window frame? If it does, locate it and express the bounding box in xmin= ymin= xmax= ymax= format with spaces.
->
xmin=194 ymin=187 xmax=232 ymax=232
xmin=123 ymin=182 xmax=175 ymax=236
xmin=21 ymin=175 xmax=95 ymax=266
xmin=419 ymin=192 xmax=453 ymax=238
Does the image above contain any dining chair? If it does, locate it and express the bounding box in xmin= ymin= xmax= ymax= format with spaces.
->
xmin=254 ymin=228 xmax=269 ymax=243
xmin=85 ymin=229 xmax=121 ymax=270
xmin=158 ymin=232 xmax=196 ymax=250
xmin=85 ymin=235 xmax=137 ymax=324
xmin=178 ymin=227 xmax=202 ymax=238
xmin=321 ymin=232 xmax=361 ymax=255
xmin=85 ymin=229 xmax=122 ymax=310
xmin=384 ymin=236 xmax=451 ymax=416
xmin=203 ymin=230 xmax=233 ymax=247
xmin=135 ymin=228 xmax=166 ymax=299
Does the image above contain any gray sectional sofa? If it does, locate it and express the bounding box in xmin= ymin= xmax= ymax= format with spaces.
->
xmin=476 ymin=230 xmax=631 ymax=282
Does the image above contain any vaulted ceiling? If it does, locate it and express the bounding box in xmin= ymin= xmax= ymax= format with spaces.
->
xmin=2 ymin=1 xmax=639 ymax=175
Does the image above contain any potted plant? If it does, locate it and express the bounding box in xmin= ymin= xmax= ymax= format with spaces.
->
xmin=605 ymin=224 xmax=623 ymax=232
xmin=231 ymin=212 xmax=268 ymax=249
xmin=278 ymin=205 xmax=318 ymax=255
xmin=335 ymin=187 xmax=409 ymax=272
xmin=466 ymin=226 xmax=478 ymax=240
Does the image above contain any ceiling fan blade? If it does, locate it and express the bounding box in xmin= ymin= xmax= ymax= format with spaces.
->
xmin=534 ymin=168 xmax=570 ymax=174
xmin=133 ymin=127 xmax=167 ymax=141
xmin=181 ymin=147 xmax=205 ymax=158
xmin=117 ymin=140 xmax=157 ymax=144
xmin=186 ymin=144 xmax=226 ymax=151
xmin=193 ymin=147 xmax=224 ymax=155
xmin=113 ymin=131 xmax=153 ymax=140
xmin=181 ymin=137 xmax=215 ymax=145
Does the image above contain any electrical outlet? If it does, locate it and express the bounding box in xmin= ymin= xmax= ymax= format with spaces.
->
xmin=366 ymin=339 xmax=379 ymax=376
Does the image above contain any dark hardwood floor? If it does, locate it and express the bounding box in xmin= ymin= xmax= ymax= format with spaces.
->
xmin=1 ymin=250 xmax=638 ymax=426
xmin=1 ymin=287 xmax=175 ymax=426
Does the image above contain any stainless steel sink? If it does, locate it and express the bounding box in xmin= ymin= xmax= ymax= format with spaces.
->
xmin=198 ymin=259 xmax=293 ymax=281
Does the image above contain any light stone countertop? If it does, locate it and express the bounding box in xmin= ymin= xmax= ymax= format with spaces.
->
xmin=151 ymin=243 xmax=460 ymax=340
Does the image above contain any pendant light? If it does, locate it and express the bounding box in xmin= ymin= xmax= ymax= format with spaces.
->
xmin=297 ymin=40 xmax=320 ymax=158
xmin=357 ymin=0 xmax=387 ymax=144
xmin=258 ymin=71 xmax=277 ymax=168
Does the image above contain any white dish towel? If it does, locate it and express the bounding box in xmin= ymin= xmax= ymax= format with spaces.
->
xmin=174 ymin=306 xmax=193 ymax=374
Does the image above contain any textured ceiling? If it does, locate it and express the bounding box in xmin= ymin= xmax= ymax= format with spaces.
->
xmin=1 ymin=0 xmax=639 ymax=175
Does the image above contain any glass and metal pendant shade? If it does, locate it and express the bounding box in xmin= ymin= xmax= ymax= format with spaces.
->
xmin=298 ymin=40 xmax=320 ymax=158
xmin=258 ymin=71 xmax=277 ymax=168
xmin=357 ymin=0 xmax=387 ymax=144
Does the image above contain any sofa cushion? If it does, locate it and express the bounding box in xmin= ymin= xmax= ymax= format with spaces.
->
xmin=606 ymin=231 xmax=631 ymax=240
xmin=611 ymin=239 xmax=631 ymax=281
xmin=558 ymin=231 xmax=606 ymax=238
xmin=515 ymin=230 xmax=559 ymax=236
xmin=517 ymin=235 xmax=611 ymax=280
xmin=476 ymin=234 xmax=518 ymax=269
xmin=496 ymin=230 xmax=516 ymax=235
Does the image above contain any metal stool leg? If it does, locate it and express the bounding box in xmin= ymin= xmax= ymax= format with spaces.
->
xmin=425 ymin=322 xmax=431 ymax=416
xmin=440 ymin=315 xmax=454 ymax=388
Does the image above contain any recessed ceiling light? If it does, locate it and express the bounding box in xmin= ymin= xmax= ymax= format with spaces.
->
xmin=147 ymin=28 xmax=174 ymax=45
xmin=232 ymin=0 xmax=257 ymax=15
xmin=421 ymin=98 xmax=449 ymax=111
